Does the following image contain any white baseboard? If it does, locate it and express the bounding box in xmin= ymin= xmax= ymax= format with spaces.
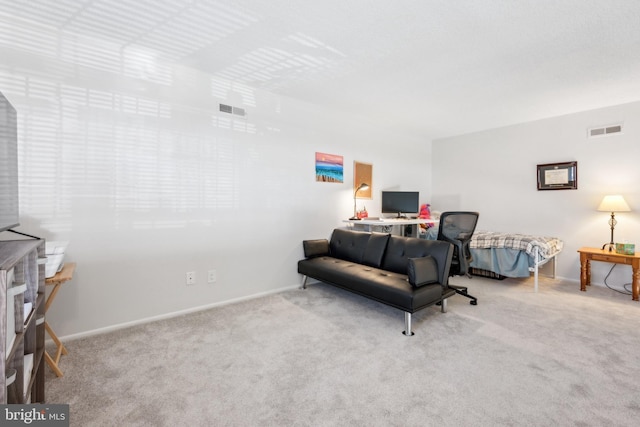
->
xmin=51 ymin=283 xmax=300 ymax=344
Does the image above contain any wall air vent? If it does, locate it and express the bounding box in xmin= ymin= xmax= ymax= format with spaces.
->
xmin=588 ymin=123 xmax=623 ymax=138
xmin=219 ymin=104 xmax=246 ymax=117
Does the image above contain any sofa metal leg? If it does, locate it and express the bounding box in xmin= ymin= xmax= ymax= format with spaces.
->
xmin=402 ymin=312 xmax=415 ymax=336
xmin=301 ymin=275 xmax=308 ymax=289
xmin=441 ymin=298 xmax=447 ymax=313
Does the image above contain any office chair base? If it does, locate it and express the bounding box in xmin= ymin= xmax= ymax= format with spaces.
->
xmin=449 ymin=284 xmax=478 ymax=305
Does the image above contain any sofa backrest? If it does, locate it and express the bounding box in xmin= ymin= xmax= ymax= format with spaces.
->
xmin=382 ymin=235 xmax=453 ymax=285
xmin=329 ymin=228 xmax=390 ymax=268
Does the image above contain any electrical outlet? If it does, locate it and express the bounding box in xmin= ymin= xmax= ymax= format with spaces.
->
xmin=186 ymin=271 xmax=196 ymax=285
xmin=208 ymin=269 xmax=217 ymax=283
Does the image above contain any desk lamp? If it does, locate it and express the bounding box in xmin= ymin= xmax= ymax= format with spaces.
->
xmin=597 ymin=195 xmax=631 ymax=251
xmin=350 ymin=183 xmax=369 ymax=220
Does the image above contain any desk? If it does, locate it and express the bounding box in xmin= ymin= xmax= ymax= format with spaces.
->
xmin=44 ymin=262 xmax=76 ymax=377
xmin=344 ymin=218 xmax=436 ymax=237
xmin=578 ymin=247 xmax=640 ymax=301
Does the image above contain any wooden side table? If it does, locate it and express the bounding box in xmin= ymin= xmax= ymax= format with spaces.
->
xmin=44 ymin=262 xmax=76 ymax=377
xmin=577 ymin=247 xmax=640 ymax=301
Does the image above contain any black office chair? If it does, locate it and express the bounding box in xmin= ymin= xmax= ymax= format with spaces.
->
xmin=437 ymin=211 xmax=480 ymax=305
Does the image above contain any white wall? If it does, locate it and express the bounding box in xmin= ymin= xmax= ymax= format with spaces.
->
xmin=0 ymin=27 xmax=431 ymax=337
xmin=6 ymin=13 xmax=637 ymax=338
xmin=432 ymin=101 xmax=640 ymax=286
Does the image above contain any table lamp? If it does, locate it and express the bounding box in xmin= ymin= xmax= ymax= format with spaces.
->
xmin=597 ymin=195 xmax=631 ymax=251
xmin=350 ymin=183 xmax=369 ymax=220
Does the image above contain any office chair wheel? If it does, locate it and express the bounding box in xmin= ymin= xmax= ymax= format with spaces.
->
xmin=470 ymin=300 xmax=477 ymax=305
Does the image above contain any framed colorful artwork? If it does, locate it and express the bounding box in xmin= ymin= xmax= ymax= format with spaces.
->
xmin=315 ymin=152 xmax=343 ymax=183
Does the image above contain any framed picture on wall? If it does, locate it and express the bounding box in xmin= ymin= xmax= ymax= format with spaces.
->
xmin=315 ymin=152 xmax=343 ymax=183
xmin=537 ymin=161 xmax=578 ymax=190
xmin=354 ymin=161 xmax=372 ymax=199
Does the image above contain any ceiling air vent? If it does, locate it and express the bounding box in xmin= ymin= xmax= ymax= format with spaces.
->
xmin=219 ymin=103 xmax=246 ymax=117
xmin=588 ymin=123 xmax=623 ymax=138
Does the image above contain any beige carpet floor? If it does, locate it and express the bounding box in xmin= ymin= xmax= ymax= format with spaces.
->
xmin=45 ymin=275 xmax=640 ymax=426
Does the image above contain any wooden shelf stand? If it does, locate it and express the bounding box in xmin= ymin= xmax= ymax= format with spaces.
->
xmin=44 ymin=262 xmax=76 ymax=377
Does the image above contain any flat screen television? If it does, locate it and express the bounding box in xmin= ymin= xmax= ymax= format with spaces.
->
xmin=0 ymin=90 xmax=19 ymax=233
xmin=381 ymin=191 xmax=419 ymax=218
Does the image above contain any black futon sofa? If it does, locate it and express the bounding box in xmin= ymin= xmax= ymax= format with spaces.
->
xmin=298 ymin=228 xmax=455 ymax=335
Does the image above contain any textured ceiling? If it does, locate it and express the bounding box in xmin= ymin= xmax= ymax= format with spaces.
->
xmin=3 ymin=0 xmax=640 ymax=139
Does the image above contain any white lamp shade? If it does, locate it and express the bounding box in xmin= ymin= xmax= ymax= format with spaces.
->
xmin=597 ymin=195 xmax=631 ymax=212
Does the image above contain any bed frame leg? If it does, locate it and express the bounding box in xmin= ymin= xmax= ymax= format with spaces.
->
xmin=402 ymin=312 xmax=414 ymax=336
xmin=534 ymin=247 xmax=539 ymax=293
xmin=301 ymin=275 xmax=308 ymax=289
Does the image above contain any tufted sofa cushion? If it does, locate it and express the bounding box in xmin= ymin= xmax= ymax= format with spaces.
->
xmin=362 ymin=232 xmax=390 ymax=267
xmin=329 ymin=228 xmax=389 ymax=268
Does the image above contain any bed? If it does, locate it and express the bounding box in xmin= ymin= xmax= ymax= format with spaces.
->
xmin=469 ymin=231 xmax=564 ymax=291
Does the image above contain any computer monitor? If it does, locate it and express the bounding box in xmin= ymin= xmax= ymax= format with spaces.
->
xmin=381 ymin=191 xmax=419 ymax=218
